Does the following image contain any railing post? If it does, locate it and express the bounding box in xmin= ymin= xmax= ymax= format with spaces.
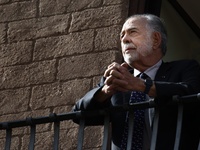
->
xmin=76 ymin=111 xmax=85 ymax=150
xmin=77 ymin=118 xmax=85 ymax=150
xmin=5 ymin=128 xmax=12 ymax=150
xmin=28 ymin=125 xmax=36 ymax=150
xmin=26 ymin=117 xmax=36 ymax=150
xmin=53 ymin=121 xmax=60 ymax=150
xmin=173 ymin=95 xmax=183 ymax=150
xmin=127 ymin=110 xmax=134 ymax=150
xmin=102 ymin=112 xmax=110 ymax=150
xmin=150 ymin=108 xmax=159 ymax=150
xmin=49 ymin=113 xmax=60 ymax=150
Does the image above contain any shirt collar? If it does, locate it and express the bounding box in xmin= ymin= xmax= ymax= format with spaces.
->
xmin=134 ymin=60 xmax=162 ymax=80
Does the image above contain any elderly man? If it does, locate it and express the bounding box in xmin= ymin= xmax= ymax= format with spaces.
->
xmin=73 ymin=14 xmax=200 ymax=150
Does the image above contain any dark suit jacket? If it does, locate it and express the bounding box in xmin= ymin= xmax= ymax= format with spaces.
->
xmin=73 ymin=59 xmax=200 ymax=150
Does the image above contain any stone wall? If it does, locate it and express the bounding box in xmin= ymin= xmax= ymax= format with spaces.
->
xmin=0 ymin=0 xmax=129 ymax=149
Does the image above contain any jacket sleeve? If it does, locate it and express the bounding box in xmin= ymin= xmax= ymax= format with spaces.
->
xmin=72 ymin=76 xmax=111 ymax=125
xmin=154 ymin=60 xmax=200 ymax=105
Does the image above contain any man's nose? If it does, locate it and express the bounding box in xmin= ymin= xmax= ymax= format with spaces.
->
xmin=122 ymin=34 xmax=131 ymax=44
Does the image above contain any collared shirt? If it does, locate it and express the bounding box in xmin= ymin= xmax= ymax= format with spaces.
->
xmin=134 ymin=59 xmax=162 ymax=80
xmin=134 ymin=59 xmax=162 ymax=150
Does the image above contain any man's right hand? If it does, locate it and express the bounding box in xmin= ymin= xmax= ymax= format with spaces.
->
xmin=95 ymin=62 xmax=129 ymax=102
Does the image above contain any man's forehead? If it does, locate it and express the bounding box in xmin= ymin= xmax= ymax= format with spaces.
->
xmin=122 ymin=17 xmax=147 ymax=31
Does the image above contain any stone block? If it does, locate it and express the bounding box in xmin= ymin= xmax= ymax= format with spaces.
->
xmin=103 ymin=0 xmax=125 ymax=5
xmin=30 ymin=78 xmax=91 ymax=110
xmin=0 ymin=60 xmax=56 ymax=89
xmin=83 ymin=126 xmax=103 ymax=148
xmin=0 ymin=0 xmax=9 ymax=4
xmin=0 ymin=138 xmax=5 ymax=149
xmin=62 ymin=79 xmax=92 ymax=103
xmin=92 ymin=75 xmax=102 ymax=88
xmin=8 ymin=14 xmax=70 ymax=42
xmin=11 ymin=0 xmax=32 ymax=1
xmin=0 ymin=23 xmax=6 ymax=44
xmin=59 ymin=127 xmax=78 ymax=150
xmin=0 ymin=88 xmax=30 ymax=115
xmin=39 ymin=0 xmax=68 ymax=16
xmin=39 ymin=0 xmax=102 ymax=16
xmin=0 ymin=41 xmax=32 ymax=67
xmin=65 ymin=0 xmax=102 ymax=13
xmin=57 ymin=51 xmax=122 ymax=80
xmin=95 ymin=25 xmax=122 ymax=51
xmin=0 ymin=0 xmax=36 ymax=22
xmin=33 ymin=29 xmax=94 ymax=61
xmin=69 ymin=5 xmax=127 ymax=32
xmin=0 ymin=130 xmax=6 ymax=139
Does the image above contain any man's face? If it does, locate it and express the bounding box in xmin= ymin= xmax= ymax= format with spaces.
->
xmin=120 ymin=17 xmax=153 ymax=67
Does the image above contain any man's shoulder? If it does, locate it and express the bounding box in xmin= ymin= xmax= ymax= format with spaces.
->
xmin=163 ymin=59 xmax=199 ymax=67
xmin=157 ymin=59 xmax=200 ymax=75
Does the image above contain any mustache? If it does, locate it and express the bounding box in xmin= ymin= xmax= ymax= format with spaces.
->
xmin=122 ymin=43 xmax=136 ymax=50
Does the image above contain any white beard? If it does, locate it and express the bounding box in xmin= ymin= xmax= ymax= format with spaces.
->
xmin=123 ymin=51 xmax=139 ymax=65
xmin=122 ymin=35 xmax=153 ymax=65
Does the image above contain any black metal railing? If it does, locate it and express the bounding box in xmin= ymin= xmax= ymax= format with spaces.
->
xmin=0 ymin=93 xmax=200 ymax=150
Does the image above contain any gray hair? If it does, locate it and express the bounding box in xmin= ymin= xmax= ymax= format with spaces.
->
xmin=126 ymin=14 xmax=168 ymax=56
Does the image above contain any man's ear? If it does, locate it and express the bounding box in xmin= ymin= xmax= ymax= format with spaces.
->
xmin=152 ymin=32 xmax=161 ymax=49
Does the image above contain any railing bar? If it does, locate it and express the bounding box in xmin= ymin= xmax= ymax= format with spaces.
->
xmin=181 ymin=93 xmax=200 ymax=100
xmin=28 ymin=125 xmax=36 ymax=150
xmin=0 ymin=112 xmax=78 ymax=130
xmin=77 ymin=118 xmax=85 ymax=150
xmin=127 ymin=110 xmax=134 ymax=150
xmin=5 ymin=128 xmax=12 ymax=150
xmin=102 ymin=114 xmax=110 ymax=150
xmin=150 ymin=108 xmax=159 ymax=150
xmin=53 ymin=121 xmax=60 ymax=150
xmin=0 ymin=94 xmax=199 ymax=130
xmin=174 ymin=104 xmax=183 ymax=150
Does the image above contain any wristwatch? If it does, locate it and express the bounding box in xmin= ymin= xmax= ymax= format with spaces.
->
xmin=144 ymin=79 xmax=153 ymax=94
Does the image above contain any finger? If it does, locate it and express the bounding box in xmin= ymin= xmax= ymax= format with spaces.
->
xmin=104 ymin=67 xmax=112 ymax=77
xmin=110 ymin=70 xmax=124 ymax=79
xmin=105 ymin=69 xmax=125 ymax=86
xmin=107 ymin=63 xmax=115 ymax=69
xmin=104 ymin=63 xmax=121 ymax=77
xmin=112 ymin=78 xmax=128 ymax=86
xmin=102 ymin=85 xmax=116 ymax=95
xmin=108 ymin=62 xmax=119 ymax=69
xmin=121 ymin=62 xmax=129 ymax=68
xmin=106 ymin=84 xmax=117 ymax=92
xmin=106 ymin=84 xmax=128 ymax=93
xmin=104 ymin=75 xmax=115 ymax=86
